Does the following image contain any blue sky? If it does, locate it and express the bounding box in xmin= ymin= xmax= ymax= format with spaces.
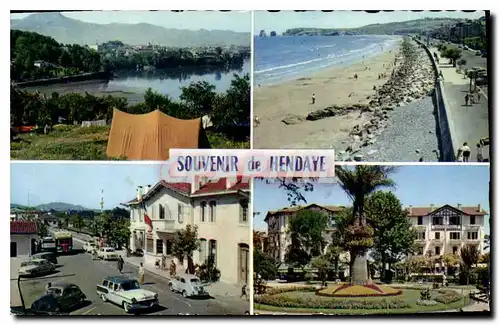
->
xmin=254 ymin=11 xmax=485 ymax=34
xmin=11 ymin=11 xmax=251 ymax=33
xmin=253 ymin=165 xmax=491 ymax=235
xmin=10 ymin=162 xmax=185 ymax=210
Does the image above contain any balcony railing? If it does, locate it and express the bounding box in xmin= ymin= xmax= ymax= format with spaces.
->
xmin=431 ymin=224 xmax=462 ymax=230
xmin=431 ymin=238 xmax=443 ymax=243
xmin=466 ymin=238 xmax=480 ymax=243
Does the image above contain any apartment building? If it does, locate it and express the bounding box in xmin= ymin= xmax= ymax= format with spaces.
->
xmin=123 ymin=177 xmax=250 ymax=285
xmin=265 ymin=204 xmax=344 ymax=263
xmin=407 ymin=204 xmax=488 ymax=257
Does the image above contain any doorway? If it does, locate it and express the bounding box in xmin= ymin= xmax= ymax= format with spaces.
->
xmin=238 ymin=243 xmax=249 ymax=284
xmin=10 ymin=242 xmax=17 ymax=257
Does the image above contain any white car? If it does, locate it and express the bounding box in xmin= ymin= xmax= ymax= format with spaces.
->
xmin=83 ymin=241 xmax=96 ymax=253
xmin=169 ymin=274 xmax=209 ymax=298
xmin=97 ymin=247 xmax=119 ymax=260
xmin=18 ymin=259 xmax=56 ymax=277
xmin=96 ymin=276 xmax=158 ymax=313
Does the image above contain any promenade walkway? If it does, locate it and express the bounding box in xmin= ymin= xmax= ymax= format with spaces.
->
xmin=429 ymin=47 xmax=490 ymax=162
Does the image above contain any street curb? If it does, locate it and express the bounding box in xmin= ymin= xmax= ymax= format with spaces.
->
xmin=415 ymin=38 xmax=457 ymax=162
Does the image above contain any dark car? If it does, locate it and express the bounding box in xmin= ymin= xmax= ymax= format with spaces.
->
xmin=46 ymin=283 xmax=87 ymax=312
xmin=32 ymin=252 xmax=58 ymax=265
xmin=12 ymin=294 xmax=69 ymax=315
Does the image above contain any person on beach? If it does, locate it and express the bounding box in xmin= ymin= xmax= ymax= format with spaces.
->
xmin=354 ymin=74 xmax=358 ymax=80
xmin=139 ymin=262 xmax=145 ymax=285
xmin=312 ymin=93 xmax=316 ymax=104
xmin=465 ymin=94 xmax=469 ymax=106
xmin=458 ymin=142 xmax=471 ymax=162
xmin=476 ymin=143 xmax=484 ymax=162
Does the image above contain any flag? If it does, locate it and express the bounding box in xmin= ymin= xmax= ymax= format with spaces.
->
xmin=141 ymin=199 xmax=152 ymax=232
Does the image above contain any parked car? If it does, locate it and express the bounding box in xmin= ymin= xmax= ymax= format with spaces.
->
xmin=32 ymin=252 xmax=58 ymax=265
xmin=169 ymin=274 xmax=209 ymax=298
xmin=96 ymin=276 xmax=159 ymax=313
xmin=83 ymin=241 xmax=96 ymax=253
xmin=97 ymin=247 xmax=119 ymax=260
xmin=18 ymin=259 xmax=56 ymax=277
xmin=17 ymin=294 xmax=68 ymax=315
xmin=46 ymin=283 xmax=87 ymax=311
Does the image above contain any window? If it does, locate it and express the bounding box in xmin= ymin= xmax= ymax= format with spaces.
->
xmin=107 ymin=281 xmax=114 ymax=289
xmin=450 ymin=232 xmax=461 ymax=240
xmin=240 ymin=200 xmax=248 ymax=223
xmin=199 ymin=239 xmax=207 ymax=263
xmin=452 ymin=246 xmax=458 ymax=255
xmin=435 ymin=246 xmax=441 ymax=255
xmin=209 ymin=239 xmax=217 ymax=266
xmin=200 ymin=201 xmax=207 ymax=222
xmin=166 ymin=239 xmax=173 ymax=255
xmin=113 ymin=283 xmax=119 ymax=291
xmin=178 ymin=204 xmax=184 ymax=223
xmin=102 ymin=280 xmax=109 ymax=287
xmin=209 ymin=201 xmax=216 ymax=222
xmin=146 ymin=238 xmax=154 ymax=253
xmin=417 ymin=216 xmax=423 ymax=225
xmin=156 ymin=239 xmax=163 ymax=254
xmin=159 ymin=205 xmax=165 ymax=220
xmin=468 ymin=232 xmax=479 ymax=240
xmin=417 ymin=232 xmax=425 ymax=240
xmin=434 ymin=232 xmax=440 ymax=240
xmin=432 ymin=216 xmax=443 ymax=225
xmin=470 ymin=216 xmax=476 ymax=225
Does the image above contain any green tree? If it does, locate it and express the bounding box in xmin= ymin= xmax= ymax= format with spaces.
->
xmin=109 ymin=219 xmax=130 ymax=249
xmin=328 ymin=207 xmax=354 ymax=279
xmin=460 ymin=244 xmax=480 ymax=284
xmin=70 ymin=214 xmax=84 ymax=233
xmin=254 ymin=249 xmax=278 ymax=280
xmin=312 ymin=255 xmax=331 ymax=286
xmin=171 ymin=225 xmax=200 ymax=275
xmin=287 ymin=209 xmax=330 ymax=257
xmin=179 ymin=81 xmax=216 ymax=114
xmin=365 ymin=191 xmax=416 ymax=282
xmin=334 ymin=165 xmax=396 ymax=284
xmin=442 ymin=47 xmax=462 ymax=67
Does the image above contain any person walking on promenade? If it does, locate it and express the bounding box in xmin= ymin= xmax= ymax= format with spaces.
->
xmin=476 ymin=89 xmax=481 ymax=103
xmin=139 ymin=263 xmax=145 ymax=285
xmin=465 ymin=94 xmax=470 ymax=106
xmin=458 ymin=142 xmax=471 ymax=162
xmin=476 ymin=143 xmax=484 ymax=162
xmin=117 ymin=256 xmax=124 ymax=273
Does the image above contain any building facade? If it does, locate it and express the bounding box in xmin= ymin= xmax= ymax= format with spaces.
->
xmin=407 ymin=204 xmax=488 ymax=257
xmin=124 ymin=177 xmax=250 ymax=285
xmin=10 ymin=221 xmax=38 ymax=257
xmin=265 ymin=204 xmax=344 ymax=263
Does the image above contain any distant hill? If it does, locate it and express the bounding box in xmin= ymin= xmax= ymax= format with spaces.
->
xmin=282 ymin=18 xmax=464 ymax=36
xmin=11 ymin=12 xmax=250 ymax=47
xmin=11 ymin=202 xmax=91 ymax=212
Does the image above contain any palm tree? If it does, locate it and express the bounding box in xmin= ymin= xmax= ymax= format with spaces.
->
xmin=460 ymin=244 xmax=480 ymax=285
xmin=334 ymin=166 xmax=396 ymax=284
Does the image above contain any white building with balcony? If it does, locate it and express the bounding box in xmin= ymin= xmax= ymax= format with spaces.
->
xmin=407 ymin=204 xmax=488 ymax=257
xmin=123 ymin=177 xmax=250 ymax=285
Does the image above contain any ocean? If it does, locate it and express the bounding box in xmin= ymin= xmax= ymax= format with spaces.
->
xmin=254 ymin=35 xmax=401 ymax=85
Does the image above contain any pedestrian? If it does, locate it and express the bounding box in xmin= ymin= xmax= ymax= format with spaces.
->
xmin=459 ymin=142 xmax=471 ymax=162
xmin=465 ymin=94 xmax=469 ymax=106
xmin=139 ymin=262 xmax=145 ymax=285
xmin=476 ymin=89 xmax=481 ymax=103
xmin=240 ymin=284 xmax=247 ymax=299
xmin=354 ymin=73 xmax=358 ymax=80
xmin=117 ymin=256 xmax=124 ymax=273
xmin=45 ymin=282 xmax=52 ymax=293
xmin=470 ymin=91 xmax=475 ymax=104
xmin=476 ymin=143 xmax=484 ymax=162
xmin=311 ymin=93 xmax=315 ymax=104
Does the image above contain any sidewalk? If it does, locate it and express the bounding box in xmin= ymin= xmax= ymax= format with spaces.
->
xmin=429 ymin=46 xmax=490 ymax=162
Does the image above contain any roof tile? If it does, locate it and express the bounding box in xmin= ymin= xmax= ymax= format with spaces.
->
xmin=11 ymin=221 xmax=38 ymax=234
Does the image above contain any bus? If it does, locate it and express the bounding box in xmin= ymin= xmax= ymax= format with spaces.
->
xmin=53 ymin=231 xmax=73 ymax=253
xmin=40 ymin=237 xmax=56 ymax=253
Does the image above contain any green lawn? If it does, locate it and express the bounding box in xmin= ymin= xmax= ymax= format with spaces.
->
xmin=254 ymin=289 xmax=470 ymax=315
xmin=11 ymin=125 xmax=249 ymax=160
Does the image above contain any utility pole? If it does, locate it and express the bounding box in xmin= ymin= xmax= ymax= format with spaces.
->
xmin=100 ymin=189 xmax=104 ymax=213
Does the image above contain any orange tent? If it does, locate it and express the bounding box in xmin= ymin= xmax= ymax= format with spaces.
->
xmin=106 ymin=109 xmax=206 ymax=161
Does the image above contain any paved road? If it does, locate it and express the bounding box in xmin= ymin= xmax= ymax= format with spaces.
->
xmin=12 ymin=241 xmax=248 ymax=315
xmin=430 ymin=46 xmax=490 ymax=162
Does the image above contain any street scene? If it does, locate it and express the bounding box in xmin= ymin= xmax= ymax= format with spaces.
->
xmin=253 ymin=166 xmax=491 ymax=315
xmin=10 ymin=163 xmax=250 ymax=315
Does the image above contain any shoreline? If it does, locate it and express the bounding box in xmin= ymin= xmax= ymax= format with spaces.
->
xmin=253 ymin=48 xmax=399 ymax=149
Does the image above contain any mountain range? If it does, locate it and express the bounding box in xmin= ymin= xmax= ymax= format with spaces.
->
xmin=282 ymin=17 xmax=466 ymax=36
xmin=10 ymin=12 xmax=250 ymax=47
xmin=11 ymin=202 xmax=92 ymax=211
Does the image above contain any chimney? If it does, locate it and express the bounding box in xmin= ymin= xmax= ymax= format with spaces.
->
xmin=477 ymin=204 xmax=481 ymax=212
xmin=144 ymin=185 xmax=152 ymax=195
xmin=430 ymin=204 xmax=434 ymax=212
xmin=226 ymin=177 xmax=232 ymax=190
xmin=409 ymin=205 xmax=413 ymax=214
xmin=191 ymin=176 xmax=204 ymax=194
xmin=137 ymin=186 xmax=143 ymax=201
xmin=457 ymin=203 xmax=462 ymax=210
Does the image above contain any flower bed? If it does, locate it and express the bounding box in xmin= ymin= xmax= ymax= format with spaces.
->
xmin=254 ymin=291 xmax=410 ymax=310
xmin=433 ymin=289 xmax=462 ymax=304
xmin=316 ymin=284 xmax=402 ymax=298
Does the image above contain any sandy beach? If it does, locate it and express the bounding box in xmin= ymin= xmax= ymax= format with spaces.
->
xmin=253 ymin=50 xmax=398 ymax=149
